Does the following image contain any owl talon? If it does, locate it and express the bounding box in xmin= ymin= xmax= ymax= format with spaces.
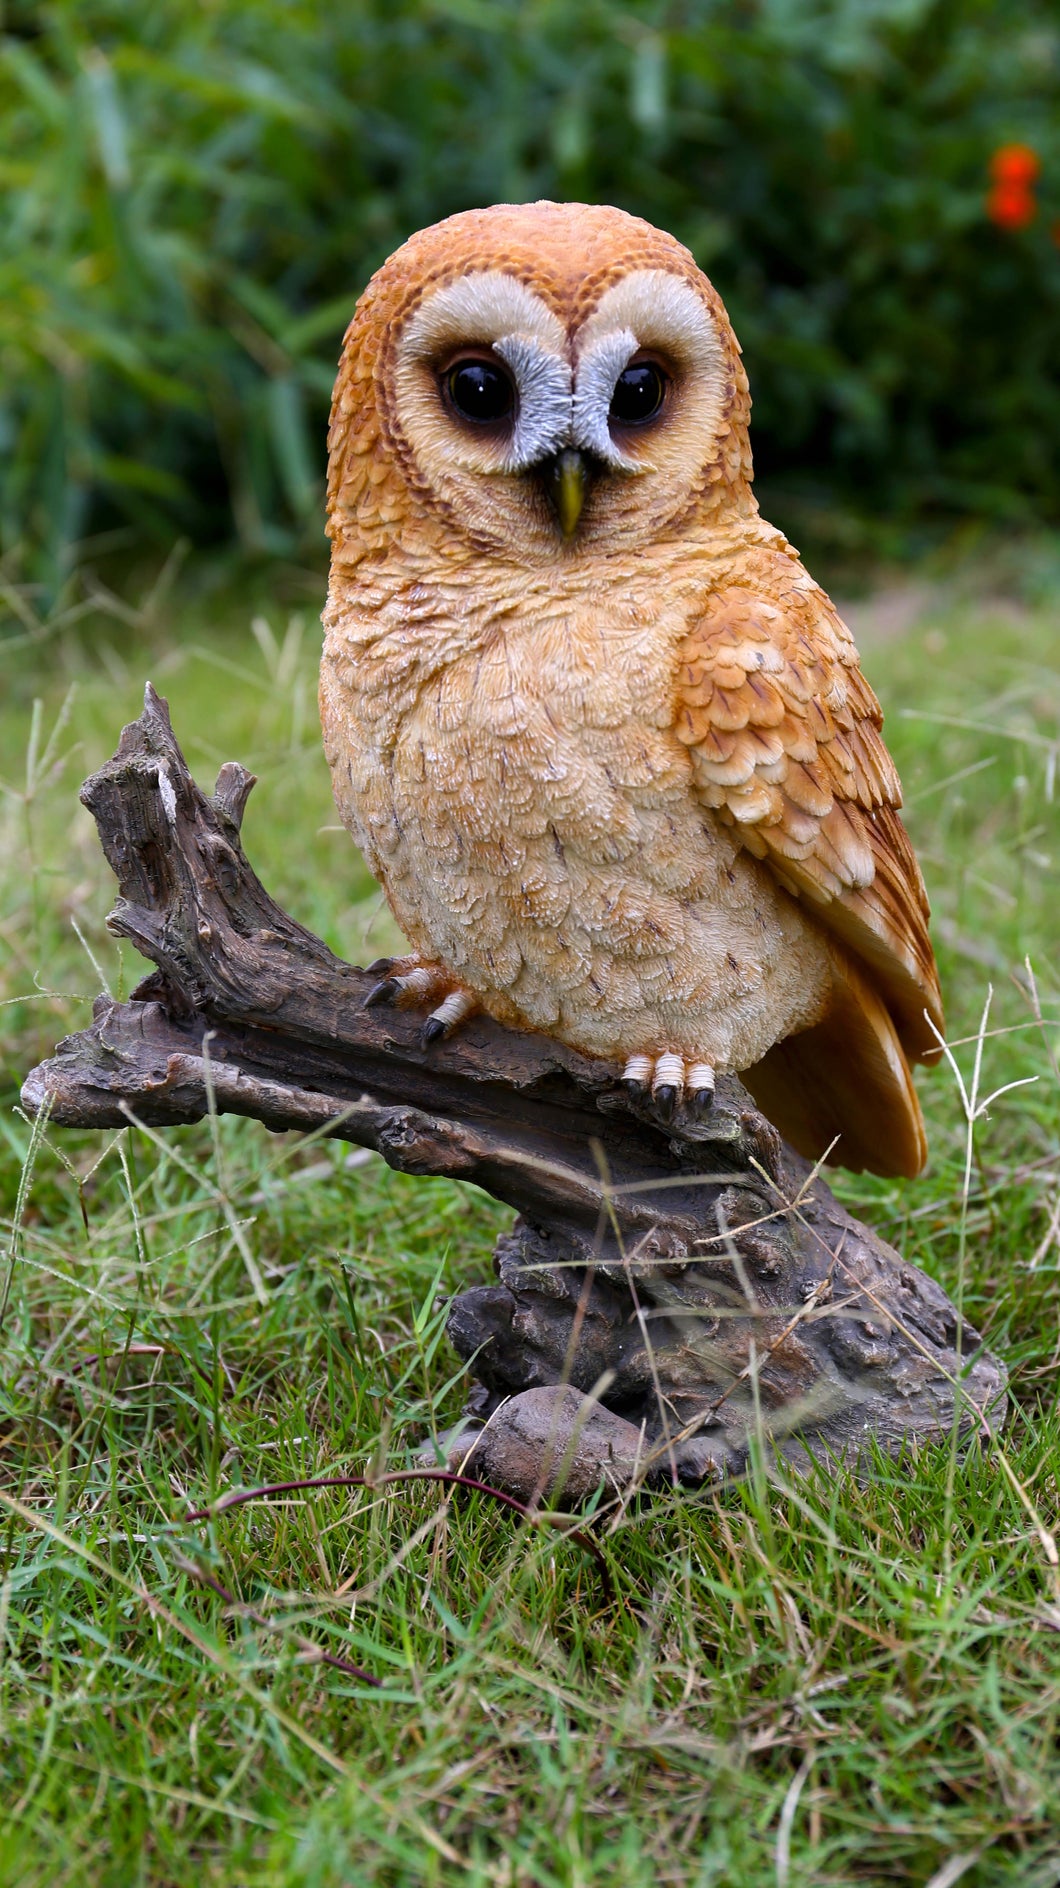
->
xmin=620 ymin=1054 xmax=653 ymax=1095
xmin=363 ymin=955 xmax=478 ymax=1039
xmin=365 ymin=976 xmax=400 ymax=1009
xmin=688 ymin=1062 xmax=716 ymax=1113
xmin=651 ymin=1053 xmax=686 ymax=1113
xmin=422 ymin=988 xmax=478 ymax=1046
xmin=619 ymin=1053 xmax=716 ymax=1124
xmin=365 ymin=963 xmax=447 ymax=1012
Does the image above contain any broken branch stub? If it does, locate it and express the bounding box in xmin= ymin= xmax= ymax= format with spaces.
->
xmin=22 ymin=686 xmax=1007 ymax=1503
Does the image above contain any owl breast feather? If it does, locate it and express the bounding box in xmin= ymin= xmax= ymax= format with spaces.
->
xmin=321 ymin=592 xmax=834 ymax=1070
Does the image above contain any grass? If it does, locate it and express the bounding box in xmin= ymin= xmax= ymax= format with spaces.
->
xmin=1 ymin=552 xmax=1059 ymax=1885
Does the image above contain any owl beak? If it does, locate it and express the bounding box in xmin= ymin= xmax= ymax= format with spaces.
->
xmin=543 ymin=448 xmax=588 ymax=538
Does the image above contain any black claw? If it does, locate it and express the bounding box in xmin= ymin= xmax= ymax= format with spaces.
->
xmin=421 ymin=1016 xmax=447 ymax=1047
xmin=621 ymin=1077 xmax=649 ymax=1099
xmin=653 ymin=1084 xmax=678 ymax=1122
xmin=365 ymin=957 xmax=395 ymax=975
xmin=692 ymin=1086 xmax=715 ymax=1115
xmin=364 ymin=976 xmax=399 ymax=1009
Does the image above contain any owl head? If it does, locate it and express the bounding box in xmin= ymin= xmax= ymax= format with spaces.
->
xmin=327 ymin=202 xmax=753 ymax=570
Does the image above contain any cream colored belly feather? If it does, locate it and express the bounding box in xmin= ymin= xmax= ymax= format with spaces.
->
xmin=321 ymin=593 xmax=833 ymax=1073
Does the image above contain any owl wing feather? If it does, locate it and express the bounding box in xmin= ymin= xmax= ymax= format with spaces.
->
xmin=674 ymin=581 xmax=943 ymax=1175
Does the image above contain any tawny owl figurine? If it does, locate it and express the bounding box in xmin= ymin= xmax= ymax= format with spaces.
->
xmin=320 ymin=202 xmax=943 ymax=1177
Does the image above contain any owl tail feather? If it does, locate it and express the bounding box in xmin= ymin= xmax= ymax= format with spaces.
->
xmin=741 ymin=952 xmax=928 ymax=1179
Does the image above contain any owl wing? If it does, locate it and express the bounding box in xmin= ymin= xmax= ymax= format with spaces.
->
xmin=674 ymin=581 xmax=943 ymax=1174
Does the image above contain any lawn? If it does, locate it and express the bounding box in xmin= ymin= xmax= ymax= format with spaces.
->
xmin=1 ymin=553 xmax=1059 ymax=1886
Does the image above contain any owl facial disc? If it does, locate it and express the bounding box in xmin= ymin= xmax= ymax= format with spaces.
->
xmin=383 ymin=246 xmax=735 ymax=549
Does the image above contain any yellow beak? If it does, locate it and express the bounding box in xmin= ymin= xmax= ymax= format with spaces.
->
xmin=545 ymin=448 xmax=588 ymax=538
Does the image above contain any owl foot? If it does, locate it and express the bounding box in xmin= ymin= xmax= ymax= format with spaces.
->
xmin=363 ymin=957 xmax=478 ymax=1046
xmin=621 ymin=1053 xmax=716 ymax=1125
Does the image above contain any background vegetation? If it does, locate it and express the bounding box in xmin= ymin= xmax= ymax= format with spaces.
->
xmin=2 ymin=0 xmax=1060 ymax=587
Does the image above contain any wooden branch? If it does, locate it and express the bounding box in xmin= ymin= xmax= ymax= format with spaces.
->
xmin=22 ymin=686 xmax=1007 ymax=1501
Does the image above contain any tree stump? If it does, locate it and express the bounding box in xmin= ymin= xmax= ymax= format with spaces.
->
xmin=21 ymin=687 xmax=1007 ymax=1504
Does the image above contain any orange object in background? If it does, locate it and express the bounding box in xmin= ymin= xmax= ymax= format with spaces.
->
xmin=988 ymin=182 xmax=1037 ymax=228
xmin=987 ymin=143 xmax=1040 ymax=228
xmin=990 ymin=142 xmax=1041 ymax=185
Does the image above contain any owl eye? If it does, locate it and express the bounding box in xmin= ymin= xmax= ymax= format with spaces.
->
xmin=444 ymin=356 xmax=517 ymax=425
xmin=609 ymin=360 xmax=669 ymax=427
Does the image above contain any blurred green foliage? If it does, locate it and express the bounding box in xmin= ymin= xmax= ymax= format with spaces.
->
xmin=2 ymin=0 xmax=1058 ymax=581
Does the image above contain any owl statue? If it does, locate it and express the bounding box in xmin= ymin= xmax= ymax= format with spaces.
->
xmin=320 ymin=202 xmax=943 ymax=1177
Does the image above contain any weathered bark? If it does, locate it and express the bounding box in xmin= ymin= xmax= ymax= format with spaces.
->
xmin=22 ymin=687 xmax=1006 ymax=1501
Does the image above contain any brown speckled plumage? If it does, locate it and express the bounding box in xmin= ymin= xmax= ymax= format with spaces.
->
xmin=320 ymin=202 xmax=943 ymax=1176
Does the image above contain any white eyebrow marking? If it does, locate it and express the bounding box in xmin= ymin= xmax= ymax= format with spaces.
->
xmin=493 ymin=333 xmax=572 ymax=471
xmin=572 ymin=326 xmax=643 ymax=470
